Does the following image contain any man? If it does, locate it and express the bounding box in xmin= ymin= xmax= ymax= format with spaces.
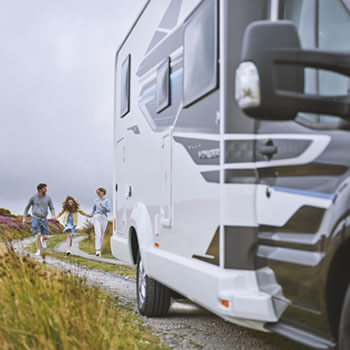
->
xmin=23 ymin=183 xmax=56 ymax=256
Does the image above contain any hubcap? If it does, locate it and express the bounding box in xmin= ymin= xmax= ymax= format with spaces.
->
xmin=138 ymin=258 xmax=146 ymax=305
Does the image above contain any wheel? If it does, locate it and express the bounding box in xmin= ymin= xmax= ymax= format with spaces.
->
xmin=339 ymin=283 xmax=350 ymax=349
xmin=136 ymin=253 xmax=171 ymax=317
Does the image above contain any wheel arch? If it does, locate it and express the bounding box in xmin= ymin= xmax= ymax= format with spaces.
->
xmin=127 ymin=202 xmax=154 ymax=268
xmin=129 ymin=226 xmax=139 ymax=266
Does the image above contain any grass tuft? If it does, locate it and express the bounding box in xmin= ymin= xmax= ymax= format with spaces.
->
xmin=0 ymin=246 xmax=166 ymax=349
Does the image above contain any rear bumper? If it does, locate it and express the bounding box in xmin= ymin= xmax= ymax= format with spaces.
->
xmin=145 ymin=248 xmax=287 ymax=325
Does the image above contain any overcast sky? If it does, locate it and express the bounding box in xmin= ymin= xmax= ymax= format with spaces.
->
xmin=0 ymin=0 xmax=145 ymax=222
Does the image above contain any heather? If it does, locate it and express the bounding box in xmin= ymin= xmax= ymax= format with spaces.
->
xmin=0 ymin=208 xmax=63 ymax=241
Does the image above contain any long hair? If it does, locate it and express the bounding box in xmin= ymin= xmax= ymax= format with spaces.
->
xmin=62 ymin=196 xmax=80 ymax=213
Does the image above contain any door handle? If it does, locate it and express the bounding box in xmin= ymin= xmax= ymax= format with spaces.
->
xmin=257 ymin=139 xmax=278 ymax=160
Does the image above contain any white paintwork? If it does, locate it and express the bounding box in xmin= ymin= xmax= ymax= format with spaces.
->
xmin=270 ymin=0 xmax=279 ymax=21
xmin=222 ymin=184 xmax=258 ymax=227
xmin=257 ymin=185 xmax=333 ymax=227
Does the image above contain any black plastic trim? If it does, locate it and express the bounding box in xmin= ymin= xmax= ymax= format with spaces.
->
xmin=266 ymin=321 xmax=336 ymax=349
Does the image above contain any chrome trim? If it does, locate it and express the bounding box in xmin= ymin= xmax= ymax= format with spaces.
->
xmin=270 ymin=0 xmax=279 ymax=21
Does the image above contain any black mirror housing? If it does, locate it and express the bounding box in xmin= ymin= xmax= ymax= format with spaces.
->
xmin=236 ymin=21 xmax=350 ymax=121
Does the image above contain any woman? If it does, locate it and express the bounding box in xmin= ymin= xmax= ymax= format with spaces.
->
xmin=57 ymin=196 xmax=90 ymax=255
xmin=91 ymin=187 xmax=111 ymax=257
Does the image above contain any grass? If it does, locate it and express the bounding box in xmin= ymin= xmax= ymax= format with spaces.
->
xmin=25 ymin=233 xmax=136 ymax=279
xmin=79 ymin=236 xmax=115 ymax=259
xmin=80 ymin=220 xmax=114 ymax=257
xmin=0 ymin=246 xmax=166 ymax=349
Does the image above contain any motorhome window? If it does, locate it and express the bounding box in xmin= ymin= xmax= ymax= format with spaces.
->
xmin=120 ymin=55 xmax=131 ymax=118
xmin=283 ymin=0 xmax=350 ymax=127
xmin=156 ymin=58 xmax=170 ymax=113
xmin=183 ymin=0 xmax=218 ymax=107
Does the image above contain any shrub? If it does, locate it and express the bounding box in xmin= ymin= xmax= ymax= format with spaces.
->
xmin=0 ymin=214 xmax=64 ymax=241
xmin=0 ymin=208 xmax=13 ymax=217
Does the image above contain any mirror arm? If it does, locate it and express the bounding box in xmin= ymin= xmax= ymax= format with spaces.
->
xmin=276 ymin=91 xmax=350 ymax=118
xmin=270 ymin=49 xmax=350 ymax=77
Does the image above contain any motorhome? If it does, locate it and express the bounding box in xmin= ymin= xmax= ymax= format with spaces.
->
xmin=111 ymin=0 xmax=350 ymax=348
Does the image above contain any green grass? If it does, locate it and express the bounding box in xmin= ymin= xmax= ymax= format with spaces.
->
xmin=79 ymin=236 xmax=115 ymax=259
xmin=0 ymin=246 xmax=166 ymax=350
xmin=80 ymin=220 xmax=114 ymax=257
xmin=26 ymin=234 xmax=136 ymax=279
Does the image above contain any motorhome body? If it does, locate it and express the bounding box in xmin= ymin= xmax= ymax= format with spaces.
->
xmin=112 ymin=0 xmax=350 ymax=349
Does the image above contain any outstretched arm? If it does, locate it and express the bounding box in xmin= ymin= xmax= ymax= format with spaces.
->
xmin=23 ymin=197 xmax=33 ymax=221
xmin=78 ymin=208 xmax=90 ymax=217
xmin=57 ymin=208 xmax=64 ymax=218
xmin=90 ymin=204 xmax=96 ymax=216
xmin=48 ymin=198 xmax=56 ymax=219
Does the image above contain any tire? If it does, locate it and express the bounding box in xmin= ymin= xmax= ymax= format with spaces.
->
xmin=136 ymin=253 xmax=171 ymax=317
xmin=339 ymin=283 xmax=350 ymax=349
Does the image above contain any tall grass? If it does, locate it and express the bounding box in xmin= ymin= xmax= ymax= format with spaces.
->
xmin=0 ymin=247 xmax=166 ymax=349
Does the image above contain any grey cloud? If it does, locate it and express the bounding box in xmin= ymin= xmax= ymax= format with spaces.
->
xmin=0 ymin=0 xmax=146 ymax=217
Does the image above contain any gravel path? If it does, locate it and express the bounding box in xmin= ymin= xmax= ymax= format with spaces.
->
xmin=54 ymin=234 xmax=125 ymax=265
xmin=12 ymin=236 xmax=281 ymax=350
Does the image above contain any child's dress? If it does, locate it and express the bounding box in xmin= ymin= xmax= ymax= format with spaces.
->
xmin=63 ymin=212 xmax=76 ymax=234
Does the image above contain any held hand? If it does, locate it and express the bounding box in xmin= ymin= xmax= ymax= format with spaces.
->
xmin=52 ymin=216 xmax=56 ymax=221
xmin=89 ymin=214 xmax=93 ymax=218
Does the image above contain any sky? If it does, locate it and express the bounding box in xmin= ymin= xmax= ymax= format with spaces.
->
xmin=0 ymin=0 xmax=145 ymax=223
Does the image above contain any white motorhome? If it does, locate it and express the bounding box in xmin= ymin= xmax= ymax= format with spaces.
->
xmin=112 ymin=0 xmax=350 ymax=348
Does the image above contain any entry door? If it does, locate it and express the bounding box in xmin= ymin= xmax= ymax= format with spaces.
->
xmin=116 ymin=137 xmax=127 ymax=235
xmin=160 ymin=128 xmax=173 ymax=228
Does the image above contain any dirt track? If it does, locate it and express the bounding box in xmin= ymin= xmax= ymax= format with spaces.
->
xmin=13 ymin=236 xmax=296 ymax=350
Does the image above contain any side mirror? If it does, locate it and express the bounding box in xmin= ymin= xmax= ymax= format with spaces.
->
xmin=235 ymin=21 xmax=350 ymax=121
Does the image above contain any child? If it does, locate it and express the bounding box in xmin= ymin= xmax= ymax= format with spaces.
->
xmin=57 ymin=196 xmax=90 ymax=255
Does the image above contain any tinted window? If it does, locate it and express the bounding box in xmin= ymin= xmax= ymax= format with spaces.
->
xmin=283 ymin=0 xmax=350 ymax=127
xmin=183 ymin=0 xmax=218 ymax=107
xmin=156 ymin=58 xmax=170 ymax=113
xmin=120 ymin=55 xmax=131 ymax=118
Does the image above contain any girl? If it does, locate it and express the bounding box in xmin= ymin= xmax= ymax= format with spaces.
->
xmin=91 ymin=187 xmax=111 ymax=257
xmin=57 ymin=196 xmax=90 ymax=255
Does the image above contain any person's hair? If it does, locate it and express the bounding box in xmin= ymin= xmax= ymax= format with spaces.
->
xmin=96 ymin=187 xmax=106 ymax=195
xmin=37 ymin=183 xmax=47 ymax=191
xmin=62 ymin=196 xmax=80 ymax=212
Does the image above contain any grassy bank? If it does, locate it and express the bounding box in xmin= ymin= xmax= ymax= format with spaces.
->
xmin=0 ymin=246 xmax=166 ymax=349
xmin=25 ymin=233 xmax=136 ymax=278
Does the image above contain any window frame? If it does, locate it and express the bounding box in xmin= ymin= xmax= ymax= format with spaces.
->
xmin=280 ymin=0 xmax=349 ymax=129
xmin=156 ymin=57 xmax=171 ymax=113
xmin=183 ymin=0 xmax=219 ymax=108
xmin=120 ymin=54 xmax=131 ymax=118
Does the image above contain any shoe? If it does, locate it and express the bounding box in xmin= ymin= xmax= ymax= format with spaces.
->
xmin=34 ymin=250 xmax=41 ymax=256
xmin=96 ymin=252 xmax=101 ymax=257
xmin=40 ymin=237 xmax=47 ymax=248
xmin=66 ymin=250 xmax=71 ymax=256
